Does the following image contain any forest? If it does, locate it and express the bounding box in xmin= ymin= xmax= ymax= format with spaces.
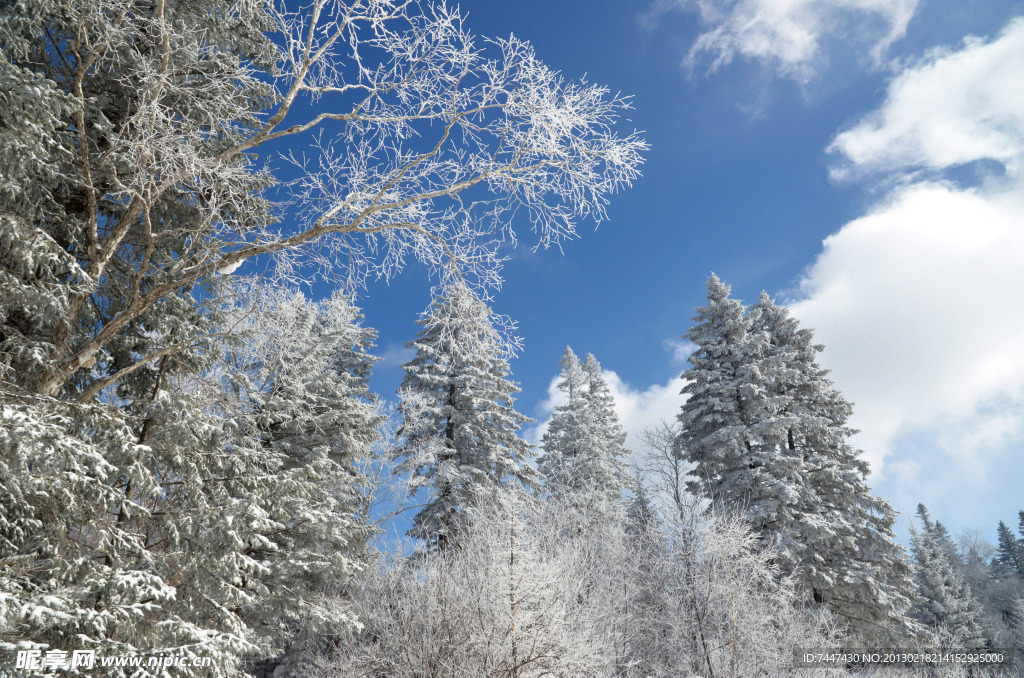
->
xmin=1 ymin=0 xmax=1022 ymax=676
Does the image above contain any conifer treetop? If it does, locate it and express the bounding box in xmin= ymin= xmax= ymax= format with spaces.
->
xmin=397 ymin=281 xmax=536 ymax=550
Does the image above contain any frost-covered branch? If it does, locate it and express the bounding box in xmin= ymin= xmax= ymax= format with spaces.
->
xmin=316 ymin=488 xmax=846 ymax=677
xmin=6 ymin=0 xmax=644 ymax=397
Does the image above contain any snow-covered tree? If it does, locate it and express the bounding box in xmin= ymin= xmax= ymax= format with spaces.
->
xmin=1 ymin=0 xmax=642 ymax=669
xmin=396 ymin=282 xmax=537 ymax=551
xmin=579 ymin=353 xmax=633 ymax=500
xmin=677 ymin=276 xmax=806 ymax=555
xmin=316 ymin=487 xmax=843 ymax=678
xmin=538 ymin=347 xmax=631 ymax=505
xmin=677 ymin=276 xmax=916 ymax=643
xmin=0 ymin=393 xmax=221 ymax=673
xmin=930 ymin=520 xmax=962 ymax=566
xmin=2 ymin=280 xmax=384 ymax=676
xmin=1 ymin=0 xmax=644 ymax=402
xmin=538 ymin=347 xmax=590 ymax=491
xmin=1014 ymin=598 xmax=1024 ymax=662
xmin=749 ymin=290 xmax=918 ymax=643
xmin=202 ymin=282 xmax=382 ymax=676
xmin=0 ymin=246 xmax=381 ymax=676
xmin=1 ymin=215 xmax=254 ymax=674
xmin=995 ymin=519 xmax=1024 ymax=580
xmin=625 ymin=479 xmax=659 ymax=538
xmin=321 ymin=489 xmax=616 ymax=678
xmin=677 ymin=276 xmax=787 ymax=520
xmin=986 ymin=514 xmax=1024 ymax=657
xmin=959 ymin=530 xmax=997 ymax=598
xmin=911 ymin=505 xmax=988 ymax=648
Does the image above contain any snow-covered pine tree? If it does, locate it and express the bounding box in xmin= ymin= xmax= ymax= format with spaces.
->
xmin=3 ymin=278 xmax=384 ymax=677
xmin=0 ymin=218 xmax=255 ymax=673
xmin=206 ymin=282 xmax=382 ymax=676
xmin=0 ymin=386 xmax=198 ymax=672
xmin=911 ymin=505 xmax=988 ymax=648
xmin=579 ymin=353 xmax=633 ymax=501
xmin=538 ymin=348 xmax=632 ymax=506
xmin=625 ymin=480 xmax=659 ymax=538
xmin=538 ymin=347 xmax=590 ymax=492
xmin=677 ymin=276 xmax=916 ymax=643
xmin=396 ymin=282 xmax=537 ymax=551
xmin=968 ymin=514 xmax=1024 ymax=664
xmin=931 ymin=520 xmax=962 ymax=566
xmin=676 ymin=276 xmax=805 ymax=554
xmin=620 ymin=479 xmax=668 ymax=677
xmin=994 ymin=512 xmax=1024 ymax=592
xmin=748 ymin=291 xmax=918 ymax=643
xmin=995 ymin=520 xmax=1024 ymax=580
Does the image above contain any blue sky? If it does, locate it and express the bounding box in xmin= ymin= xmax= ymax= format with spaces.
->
xmin=340 ymin=0 xmax=1024 ymax=544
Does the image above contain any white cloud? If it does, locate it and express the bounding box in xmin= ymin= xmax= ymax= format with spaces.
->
xmin=602 ymin=369 xmax=688 ymax=454
xmin=790 ymin=16 xmax=1024 ymax=476
xmin=377 ymin=342 xmax=416 ymax=369
xmin=829 ymin=18 xmax=1024 ymax=179
xmin=939 ymin=409 xmax=1024 ymax=462
xmin=663 ymin=338 xmax=697 ymax=366
xmin=789 ymin=181 xmax=1024 ymax=473
xmin=644 ymin=0 xmax=918 ymax=81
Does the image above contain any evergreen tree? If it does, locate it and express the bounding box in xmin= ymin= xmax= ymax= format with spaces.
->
xmin=539 ymin=348 xmax=632 ymax=504
xmin=677 ymin=277 xmax=792 ymax=523
xmin=2 ymin=270 xmax=379 ymax=677
xmin=750 ymin=290 xmax=918 ymax=643
xmin=0 ymin=215 xmax=257 ymax=673
xmin=579 ymin=353 xmax=633 ymax=501
xmin=995 ymin=520 xmax=1024 ymax=579
xmin=538 ymin=347 xmax=590 ymax=492
xmin=960 ymin=515 xmax=1023 ymax=664
xmin=677 ymin=276 xmax=917 ymax=643
xmin=677 ymin=277 xmax=806 ymax=559
xmin=208 ymin=283 xmax=382 ymax=676
xmin=932 ymin=521 xmax=962 ymax=566
xmin=911 ymin=505 xmax=988 ymax=648
xmin=625 ymin=481 xmax=659 ymax=537
xmin=396 ymin=282 xmax=537 ymax=551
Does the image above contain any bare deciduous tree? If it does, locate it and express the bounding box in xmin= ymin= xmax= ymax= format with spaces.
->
xmin=2 ymin=0 xmax=645 ymax=398
xmin=315 ymin=486 xmax=845 ymax=678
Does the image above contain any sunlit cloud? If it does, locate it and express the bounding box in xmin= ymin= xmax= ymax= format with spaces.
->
xmin=790 ymin=16 xmax=1024 ymax=480
xmin=642 ymin=0 xmax=919 ymax=81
